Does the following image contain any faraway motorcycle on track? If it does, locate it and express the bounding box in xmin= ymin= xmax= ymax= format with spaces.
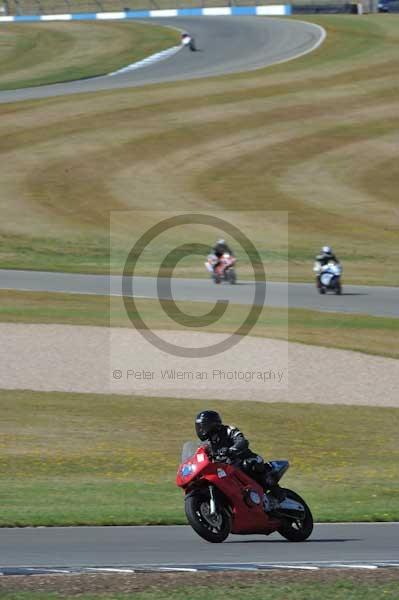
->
xmin=181 ymin=33 xmax=197 ymax=51
xmin=314 ymin=261 xmax=343 ymax=295
xmin=176 ymin=442 xmax=313 ymax=543
xmin=205 ymin=253 xmax=237 ymax=285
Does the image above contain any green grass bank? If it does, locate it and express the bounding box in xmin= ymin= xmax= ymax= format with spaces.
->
xmin=0 ymin=16 xmax=398 ymax=283
xmin=1 ymin=579 xmax=399 ymax=600
xmin=0 ymin=390 xmax=397 ymax=526
xmin=0 ymin=21 xmax=180 ymax=90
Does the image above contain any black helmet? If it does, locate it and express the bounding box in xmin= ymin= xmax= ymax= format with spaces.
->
xmin=195 ymin=410 xmax=222 ymax=441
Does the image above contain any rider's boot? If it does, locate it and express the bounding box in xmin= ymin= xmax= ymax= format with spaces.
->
xmin=262 ymin=473 xmax=286 ymax=512
xmin=269 ymin=484 xmax=286 ymax=502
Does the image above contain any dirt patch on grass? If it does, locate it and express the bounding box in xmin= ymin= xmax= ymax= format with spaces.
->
xmin=1 ymin=323 xmax=398 ymax=406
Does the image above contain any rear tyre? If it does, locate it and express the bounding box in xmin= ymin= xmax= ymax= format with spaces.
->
xmin=185 ymin=492 xmax=231 ymax=543
xmin=277 ymin=488 xmax=313 ymax=542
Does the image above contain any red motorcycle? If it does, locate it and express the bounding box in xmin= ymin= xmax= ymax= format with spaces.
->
xmin=176 ymin=443 xmax=313 ymax=543
xmin=204 ymin=253 xmax=237 ymax=284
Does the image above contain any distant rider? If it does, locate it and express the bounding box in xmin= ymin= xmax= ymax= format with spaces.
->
xmin=313 ymin=246 xmax=339 ymax=287
xmin=181 ymin=32 xmax=196 ymax=51
xmin=212 ymin=239 xmax=234 ymax=259
xmin=315 ymin=246 xmax=338 ymax=267
xmin=195 ymin=410 xmax=285 ymax=510
xmin=210 ymin=239 xmax=235 ymax=274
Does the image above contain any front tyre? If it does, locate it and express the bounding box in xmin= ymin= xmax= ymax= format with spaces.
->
xmin=227 ymin=269 xmax=237 ymax=285
xmin=278 ymin=489 xmax=313 ymax=542
xmin=185 ymin=492 xmax=231 ymax=543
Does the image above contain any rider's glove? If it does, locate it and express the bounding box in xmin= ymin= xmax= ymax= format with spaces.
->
xmin=215 ymin=447 xmax=229 ymax=461
xmin=227 ymin=446 xmax=240 ymax=458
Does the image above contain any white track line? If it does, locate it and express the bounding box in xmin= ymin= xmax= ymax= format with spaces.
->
xmin=267 ymin=21 xmax=326 ymax=69
xmin=108 ymin=45 xmax=182 ymax=76
xmin=87 ymin=567 xmax=135 ymax=573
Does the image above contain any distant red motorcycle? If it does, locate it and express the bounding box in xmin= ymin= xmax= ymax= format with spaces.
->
xmin=204 ymin=253 xmax=237 ymax=284
xmin=176 ymin=442 xmax=313 ymax=543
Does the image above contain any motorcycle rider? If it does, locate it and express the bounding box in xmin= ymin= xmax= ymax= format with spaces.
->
xmin=181 ymin=32 xmax=196 ymax=51
xmin=314 ymin=246 xmax=339 ymax=287
xmin=315 ymin=245 xmax=339 ymax=267
xmin=195 ymin=410 xmax=285 ymax=509
xmin=210 ymin=239 xmax=235 ymax=276
xmin=213 ymin=239 xmax=234 ymax=259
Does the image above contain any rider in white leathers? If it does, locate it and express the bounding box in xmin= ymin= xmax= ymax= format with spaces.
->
xmin=181 ymin=32 xmax=196 ymax=51
xmin=313 ymin=246 xmax=341 ymax=290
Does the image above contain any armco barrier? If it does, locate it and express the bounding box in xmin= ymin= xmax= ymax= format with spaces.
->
xmin=0 ymin=5 xmax=292 ymax=21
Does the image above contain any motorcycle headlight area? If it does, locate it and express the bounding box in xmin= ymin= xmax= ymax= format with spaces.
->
xmin=181 ymin=463 xmax=196 ymax=478
xmin=320 ymin=273 xmax=334 ymax=285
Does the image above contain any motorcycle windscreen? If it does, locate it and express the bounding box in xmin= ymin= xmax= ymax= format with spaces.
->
xmin=181 ymin=441 xmax=198 ymax=462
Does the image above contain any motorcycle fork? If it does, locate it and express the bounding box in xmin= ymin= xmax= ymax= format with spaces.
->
xmin=209 ymin=485 xmax=217 ymax=516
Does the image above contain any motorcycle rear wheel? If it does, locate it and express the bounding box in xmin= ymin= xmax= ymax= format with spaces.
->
xmin=277 ymin=488 xmax=313 ymax=542
xmin=185 ymin=492 xmax=231 ymax=543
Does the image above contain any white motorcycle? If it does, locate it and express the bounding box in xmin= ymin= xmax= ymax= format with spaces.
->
xmin=313 ymin=261 xmax=342 ymax=295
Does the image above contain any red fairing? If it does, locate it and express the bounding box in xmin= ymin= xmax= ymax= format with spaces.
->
xmin=215 ymin=255 xmax=236 ymax=276
xmin=176 ymin=446 xmax=282 ymax=535
xmin=176 ymin=446 xmax=211 ymax=487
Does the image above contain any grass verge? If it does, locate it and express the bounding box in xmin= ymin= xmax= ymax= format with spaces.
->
xmin=0 ymin=21 xmax=180 ymax=90
xmin=1 ymin=290 xmax=398 ymax=358
xmin=0 ymin=390 xmax=398 ymax=525
xmin=1 ymin=576 xmax=399 ymax=600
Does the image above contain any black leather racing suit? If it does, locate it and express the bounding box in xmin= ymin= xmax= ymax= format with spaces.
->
xmin=212 ymin=242 xmax=234 ymax=259
xmin=205 ymin=425 xmax=274 ymax=492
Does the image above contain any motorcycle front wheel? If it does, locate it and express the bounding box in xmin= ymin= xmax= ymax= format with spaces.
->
xmin=227 ymin=269 xmax=237 ymax=285
xmin=277 ymin=488 xmax=313 ymax=542
xmin=185 ymin=492 xmax=231 ymax=543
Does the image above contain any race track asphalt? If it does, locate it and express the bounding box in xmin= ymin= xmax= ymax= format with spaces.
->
xmin=1 ymin=269 xmax=398 ymax=317
xmin=0 ymin=17 xmax=324 ymax=103
xmin=0 ymin=524 xmax=398 ymax=569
